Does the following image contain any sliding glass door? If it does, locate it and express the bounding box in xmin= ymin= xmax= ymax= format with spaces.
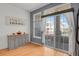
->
xmin=33 ymin=11 xmax=75 ymax=55
xmin=42 ymin=12 xmax=74 ymax=53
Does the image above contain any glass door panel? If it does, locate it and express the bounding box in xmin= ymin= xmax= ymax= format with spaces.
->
xmin=60 ymin=14 xmax=69 ymax=51
xmin=55 ymin=14 xmax=70 ymax=51
xmin=43 ymin=16 xmax=55 ymax=47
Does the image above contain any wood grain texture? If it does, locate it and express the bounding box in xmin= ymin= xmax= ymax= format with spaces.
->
xmin=0 ymin=43 xmax=68 ymax=56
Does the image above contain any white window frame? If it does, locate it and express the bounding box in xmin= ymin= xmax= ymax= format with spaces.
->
xmin=33 ymin=12 xmax=42 ymax=39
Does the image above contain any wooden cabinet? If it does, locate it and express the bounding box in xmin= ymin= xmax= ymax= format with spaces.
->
xmin=8 ymin=34 xmax=29 ymax=49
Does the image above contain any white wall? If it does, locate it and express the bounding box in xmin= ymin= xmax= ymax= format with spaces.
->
xmin=0 ymin=4 xmax=30 ymax=49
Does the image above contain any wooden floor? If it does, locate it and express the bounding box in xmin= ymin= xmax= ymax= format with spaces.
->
xmin=0 ymin=43 xmax=69 ymax=56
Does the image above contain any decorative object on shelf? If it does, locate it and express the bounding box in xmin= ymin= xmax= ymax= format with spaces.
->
xmin=16 ymin=31 xmax=22 ymax=35
xmin=5 ymin=16 xmax=25 ymax=25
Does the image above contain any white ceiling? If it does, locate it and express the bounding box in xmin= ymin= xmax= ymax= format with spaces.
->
xmin=10 ymin=3 xmax=49 ymax=12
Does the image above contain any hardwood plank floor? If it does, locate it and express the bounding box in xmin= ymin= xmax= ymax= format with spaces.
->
xmin=0 ymin=43 xmax=69 ymax=56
